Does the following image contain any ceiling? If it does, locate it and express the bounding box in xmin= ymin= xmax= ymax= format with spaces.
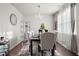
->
xmin=12 ymin=3 xmax=65 ymax=15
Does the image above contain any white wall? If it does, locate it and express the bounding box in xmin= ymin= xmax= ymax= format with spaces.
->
xmin=24 ymin=14 xmax=53 ymax=33
xmin=0 ymin=3 xmax=23 ymax=50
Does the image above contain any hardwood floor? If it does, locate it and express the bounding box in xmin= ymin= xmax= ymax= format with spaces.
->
xmin=8 ymin=41 xmax=77 ymax=56
xmin=56 ymin=42 xmax=77 ymax=56
xmin=9 ymin=42 xmax=23 ymax=56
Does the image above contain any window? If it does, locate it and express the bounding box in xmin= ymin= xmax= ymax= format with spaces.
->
xmin=57 ymin=5 xmax=72 ymax=34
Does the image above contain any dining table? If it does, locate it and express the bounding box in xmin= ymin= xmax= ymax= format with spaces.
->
xmin=29 ymin=37 xmax=40 ymax=56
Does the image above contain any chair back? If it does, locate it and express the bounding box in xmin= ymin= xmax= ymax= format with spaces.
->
xmin=40 ymin=32 xmax=56 ymax=50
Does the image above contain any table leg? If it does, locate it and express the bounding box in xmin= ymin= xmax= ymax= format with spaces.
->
xmin=30 ymin=40 xmax=33 ymax=56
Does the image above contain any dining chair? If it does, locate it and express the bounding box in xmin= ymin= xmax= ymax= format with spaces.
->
xmin=38 ymin=32 xmax=56 ymax=56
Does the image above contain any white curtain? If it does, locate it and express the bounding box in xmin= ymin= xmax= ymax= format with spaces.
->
xmin=71 ymin=3 xmax=77 ymax=53
xmin=74 ymin=4 xmax=77 ymax=35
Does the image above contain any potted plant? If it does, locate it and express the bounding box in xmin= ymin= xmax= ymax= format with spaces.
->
xmin=39 ymin=23 xmax=45 ymax=33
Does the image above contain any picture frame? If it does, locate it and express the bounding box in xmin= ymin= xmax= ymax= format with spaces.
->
xmin=10 ymin=13 xmax=17 ymax=25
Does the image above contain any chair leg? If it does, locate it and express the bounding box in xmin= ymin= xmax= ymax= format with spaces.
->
xmin=51 ymin=49 xmax=54 ymax=56
xmin=51 ymin=45 xmax=55 ymax=56
xmin=38 ymin=45 xmax=40 ymax=52
xmin=54 ymin=44 xmax=56 ymax=50
xmin=41 ymin=50 xmax=43 ymax=56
